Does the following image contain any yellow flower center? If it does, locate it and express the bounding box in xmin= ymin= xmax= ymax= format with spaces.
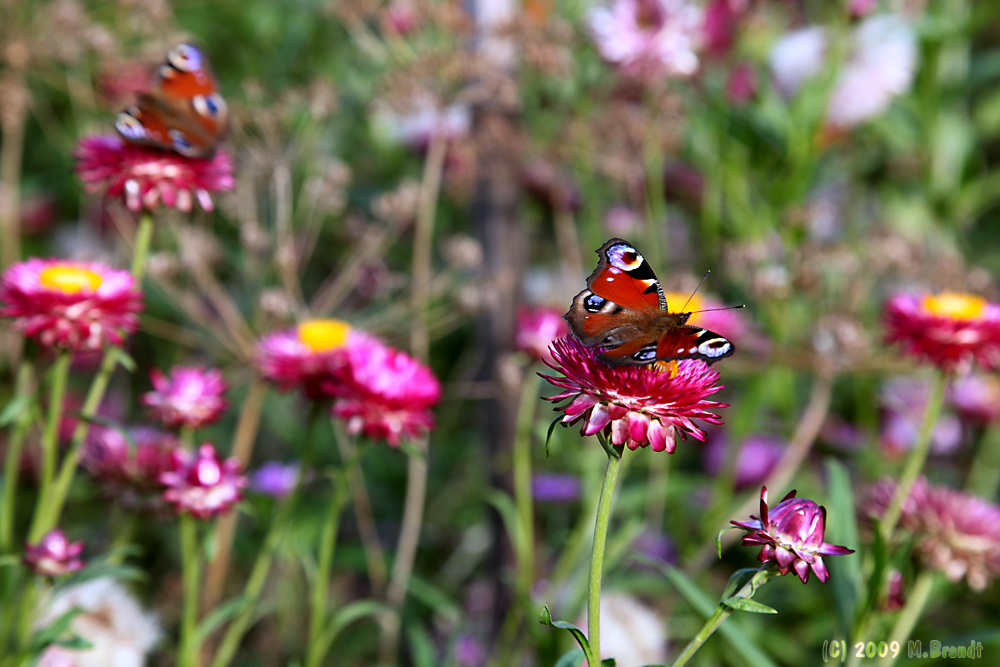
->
xmin=921 ymin=292 xmax=987 ymax=321
xmin=663 ymin=292 xmax=704 ymax=318
xmin=39 ymin=265 xmax=103 ymax=294
xmin=298 ymin=319 xmax=352 ymax=352
xmin=653 ymin=360 xmax=680 ymax=378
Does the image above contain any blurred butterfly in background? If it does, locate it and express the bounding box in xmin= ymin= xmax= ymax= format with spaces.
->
xmin=115 ymin=43 xmax=229 ymax=159
xmin=564 ymin=238 xmax=736 ymax=367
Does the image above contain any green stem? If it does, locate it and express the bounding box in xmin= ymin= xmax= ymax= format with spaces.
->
xmin=966 ymin=423 xmax=1000 ymax=499
xmin=306 ymin=447 xmax=360 ymax=667
xmin=27 ymin=212 xmax=154 ymax=542
xmin=0 ymin=360 xmax=35 ymax=554
xmin=180 ymin=515 xmax=202 ymax=667
xmin=670 ymin=568 xmax=773 ymax=667
xmin=587 ymin=440 xmax=624 ymax=666
xmin=880 ymin=372 xmax=947 ymax=543
xmin=876 ymin=571 xmax=935 ymax=667
xmin=514 ymin=372 xmax=540 ymax=602
xmin=35 ymin=352 xmax=71 ymax=523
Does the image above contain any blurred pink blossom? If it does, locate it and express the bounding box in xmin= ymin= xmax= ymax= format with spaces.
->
xmin=143 ymin=366 xmax=228 ymax=429
xmin=588 ymin=0 xmax=703 ymax=77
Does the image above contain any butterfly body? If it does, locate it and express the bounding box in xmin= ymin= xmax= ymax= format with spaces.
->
xmin=115 ymin=44 xmax=228 ymax=159
xmin=564 ymin=238 xmax=734 ymax=366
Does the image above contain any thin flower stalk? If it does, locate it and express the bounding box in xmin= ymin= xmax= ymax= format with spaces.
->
xmin=670 ymin=567 xmax=774 ymax=667
xmin=28 ymin=213 xmax=155 ymax=542
xmin=880 ymin=371 xmax=947 ymax=542
xmin=379 ymin=131 xmax=446 ymax=665
xmin=0 ymin=360 xmax=35 ymax=555
xmin=37 ymin=352 xmax=71 ymax=511
xmin=588 ymin=438 xmax=625 ymax=667
xmin=967 ymin=425 xmax=1000 ymax=499
xmin=306 ymin=442 xmax=363 ymax=667
xmin=876 ymin=571 xmax=935 ymax=667
xmin=179 ymin=515 xmax=202 ymax=667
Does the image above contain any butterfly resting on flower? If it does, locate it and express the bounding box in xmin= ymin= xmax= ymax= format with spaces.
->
xmin=564 ymin=238 xmax=735 ymax=367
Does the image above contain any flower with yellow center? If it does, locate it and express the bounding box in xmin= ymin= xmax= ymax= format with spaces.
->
xmin=885 ymin=291 xmax=1000 ymax=372
xmin=0 ymin=258 xmax=142 ymax=351
xmin=255 ymin=318 xmax=365 ymax=400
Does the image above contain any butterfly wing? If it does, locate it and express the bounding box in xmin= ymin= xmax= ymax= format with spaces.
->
xmin=656 ymin=324 xmax=734 ymax=364
xmin=565 ymin=239 xmax=668 ymax=364
xmin=115 ymin=44 xmax=228 ymax=158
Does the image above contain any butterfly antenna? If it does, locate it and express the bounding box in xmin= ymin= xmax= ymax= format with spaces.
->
xmin=681 ymin=270 xmax=711 ymax=312
xmin=690 ymin=304 xmax=747 ymax=314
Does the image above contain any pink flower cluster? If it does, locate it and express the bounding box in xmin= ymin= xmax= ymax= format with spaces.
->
xmin=256 ymin=320 xmax=442 ymax=446
xmin=24 ymin=529 xmax=85 ymax=577
xmin=143 ymin=366 xmax=228 ymax=429
xmin=0 ymin=258 xmax=142 ymax=351
xmin=160 ymin=444 xmax=248 ymax=519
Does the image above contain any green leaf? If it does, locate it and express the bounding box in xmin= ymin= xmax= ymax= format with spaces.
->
xmin=636 ymin=558 xmax=778 ymax=667
xmin=545 ymin=416 xmax=562 ymax=457
xmin=721 ymin=597 xmax=778 ymax=614
xmin=715 ymin=526 xmax=739 ymax=559
xmin=0 ymin=394 xmax=32 ymax=427
xmin=407 ymin=622 xmax=437 ymax=667
xmin=721 ymin=568 xmax=758 ymax=600
xmin=319 ymin=600 xmax=388 ymax=655
xmin=539 ymin=604 xmax=593 ymax=663
xmin=825 ymin=457 xmax=861 ymax=636
xmin=407 ymin=574 xmax=461 ymax=625
xmin=196 ymin=595 xmax=247 ymax=643
xmin=485 ymin=489 xmax=523 ymax=561
xmin=554 ymin=649 xmax=586 ymax=667
xmin=108 ymin=346 xmax=137 ymax=372
xmin=30 ymin=608 xmax=87 ymax=651
xmin=601 ymin=660 xmax=617 ymax=666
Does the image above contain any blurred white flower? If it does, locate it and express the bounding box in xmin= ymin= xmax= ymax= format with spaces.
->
xmin=575 ymin=592 xmax=667 ymax=666
xmin=588 ymin=0 xmax=703 ymax=77
xmin=35 ymin=578 xmax=160 ymax=667
xmin=770 ymin=15 xmax=917 ymax=128
xmin=372 ymin=96 xmax=470 ymax=149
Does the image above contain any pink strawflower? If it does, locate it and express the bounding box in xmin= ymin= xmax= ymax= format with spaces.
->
xmin=863 ymin=478 xmax=1000 ymax=591
xmin=0 ymin=258 xmax=142 ymax=351
xmin=588 ymin=0 xmax=703 ymax=77
xmin=255 ymin=319 xmax=363 ymax=399
xmin=884 ymin=292 xmax=1000 ymax=372
xmin=515 ymin=307 xmax=570 ymax=365
xmin=24 ymin=529 xmax=85 ymax=577
xmin=160 ymin=443 xmax=248 ymax=519
xmin=82 ymin=425 xmax=178 ymax=492
xmin=541 ymin=336 xmax=727 ymax=453
xmin=143 ymin=366 xmax=228 ymax=429
xmin=732 ymin=487 xmax=855 ymax=584
xmin=948 ymin=373 xmax=1000 ymax=424
xmin=74 ymin=135 xmax=234 ymax=213
xmin=330 ymin=336 xmax=442 ymax=446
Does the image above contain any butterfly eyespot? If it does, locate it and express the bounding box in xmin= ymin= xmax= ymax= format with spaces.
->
xmin=169 ymin=130 xmax=197 ymax=156
xmin=115 ymin=110 xmax=145 ymax=140
xmin=167 ymin=43 xmax=202 ymax=72
xmin=584 ymin=294 xmax=606 ymax=313
xmin=193 ymin=93 xmax=226 ymax=118
xmin=633 ymin=349 xmax=657 ymax=361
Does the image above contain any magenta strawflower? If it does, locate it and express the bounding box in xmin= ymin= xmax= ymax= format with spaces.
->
xmin=515 ymin=307 xmax=570 ymax=365
xmin=329 ymin=335 xmax=441 ymax=446
xmin=24 ymin=529 xmax=85 ymax=577
xmin=863 ymin=478 xmax=1000 ymax=592
xmin=255 ymin=319 xmax=363 ymax=399
xmin=732 ymin=487 xmax=854 ymax=584
xmin=541 ymin=336 xmax=726 ymax=453
xmin=588 ymin=0 xmax=703 ymax=77
xmin=160 ymin=443 xmax=248 ymax=519
xmin=884 ymin=292 xmax=1000 ymax=372
xmin=0 ymin=258 xmax=142 ymax=351
xmin=143 ymin=366 xmax=228 ymax=429
xmin=74 ymin=135 xmax=234 ymax=213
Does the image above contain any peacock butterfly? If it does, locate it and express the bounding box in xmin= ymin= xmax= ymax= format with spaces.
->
xmin=114 ymin=43 xmax=229 ymax=159
xmin=564 ymin=238 xmax=735 ymax=367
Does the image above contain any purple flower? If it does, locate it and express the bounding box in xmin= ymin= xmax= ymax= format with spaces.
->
xmin=24 ymin=529 xmax=85 ymax=577
xmin=732 ymin=487 xmax=854 ymax=583
xmin=704 ymin=434 xmax=784 ymax=491
xmin=531 ymin=473 xmax=582 ymax=503
xmin=949 ymin=373 xmax=1000 ymax=424
xmin=143 ymin=366 xmax=228 ymax=429
xmin=251 ymin=461 xmax=303 ymax=499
